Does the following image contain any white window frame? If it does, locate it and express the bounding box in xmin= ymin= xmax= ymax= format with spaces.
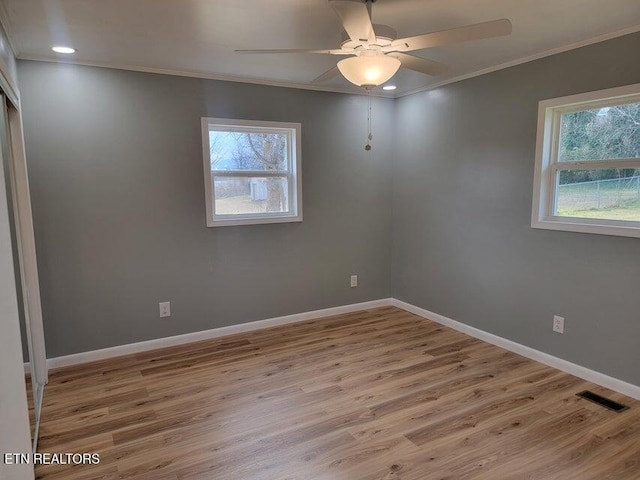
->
xmin=201 ymin=117 xmax=302 ymax=227
xmin=532 ymin=83 xmax=640 ymax=238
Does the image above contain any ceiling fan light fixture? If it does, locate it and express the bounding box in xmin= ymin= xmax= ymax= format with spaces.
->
xmin=337 ymin=54 xmax=401 ymax=87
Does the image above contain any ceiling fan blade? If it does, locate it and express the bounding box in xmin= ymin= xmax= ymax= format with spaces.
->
xmin=235 ymin=48 xmax=345 ymax=54
xmin=389 ymin=52 xmax=450 ymax=76
xmin=312 ymin=66 xmax=340 ymax=83
xmin=390 ymin=18 xmax=512 ymax=52
xmin=329 ymin=0 xmax=374 ymax=43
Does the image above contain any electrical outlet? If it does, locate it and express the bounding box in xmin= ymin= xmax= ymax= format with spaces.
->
xmin=553 ymin=315 xmax=564 ymax=334
xmin=159 ymin=301 xmax=171 ymax=318
xmin=350 ymin=275 xmax=358 ymax=288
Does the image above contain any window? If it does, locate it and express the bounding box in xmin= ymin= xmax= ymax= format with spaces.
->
xmin=532 ymin=84 xmax=640 ymax=238
xmin=202 ymin=118 xmax=302 ymax=227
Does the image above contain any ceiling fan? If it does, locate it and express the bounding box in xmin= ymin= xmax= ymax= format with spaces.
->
xmin=236 ymin=0 xmax=512 ymax=88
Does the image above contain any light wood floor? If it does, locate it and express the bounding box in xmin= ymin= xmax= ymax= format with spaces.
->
xmin=34 ymin=306 xmax=640 ymax=479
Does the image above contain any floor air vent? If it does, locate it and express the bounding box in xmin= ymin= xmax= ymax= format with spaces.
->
xmin=576 ymin=390 xmax=629 ymax=412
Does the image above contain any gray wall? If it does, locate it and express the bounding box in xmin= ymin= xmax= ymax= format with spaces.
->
xmin=18 ymin=32 xmax=640 ymax=385
xmin=392 ymin=32 xmax=640 ymax=385
xmin=18 ymin=61 xmax=394 ymax=358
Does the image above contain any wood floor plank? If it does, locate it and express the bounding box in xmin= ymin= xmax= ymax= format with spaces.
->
xmin=33 ymin=307 xmax=640 ymax=480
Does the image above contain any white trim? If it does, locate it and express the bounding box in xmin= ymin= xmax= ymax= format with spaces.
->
xmin=0 ymin=13 xmax=19 ymax=106
xmin=13 ymin=23 xmax=640 ymax=100
xmin=531 ymin=217 xmax=640 ymax=239
xmin=538 ymin=83 xmax=640 ymax=109
xmin=32 ymin=382 xmax=43 ymax=453
xmin=398 ymin=24 xmax=640 ymax=98
xmin=6 ymin=104 xmax=48 ymax=387
xmin=531 ymin=83 xmax=640 ymax=238
xmin=202 ymin=117 xmax=303 ymax=227
xmin=391 ymin=299 xmax=640 ymax=401
xmin=0 ymin=3 xmax=18 ymax=57
xmin=23 ymin=297 xmax=640 ymax=400
xmin=15 ymin=56 xmax=393 ymax=98
xmin=25 ymin=299 xmax=392 ymax=371
xmin=0 ymin=55 xmax=18 ymax=106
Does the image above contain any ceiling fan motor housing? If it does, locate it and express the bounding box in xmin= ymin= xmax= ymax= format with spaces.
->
xmin=341 ymin=24 xmax=398 ymax=49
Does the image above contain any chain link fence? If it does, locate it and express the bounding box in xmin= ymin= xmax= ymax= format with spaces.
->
xmin=558 ymin=176 xmax=640 ymax=211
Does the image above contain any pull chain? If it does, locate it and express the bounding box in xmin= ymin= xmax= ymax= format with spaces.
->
xmin=365 ymin=88 xmax=373 ymax=151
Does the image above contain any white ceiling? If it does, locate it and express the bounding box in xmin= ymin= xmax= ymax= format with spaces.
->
xmin=2 ymin=0 xmax=640 ymax=97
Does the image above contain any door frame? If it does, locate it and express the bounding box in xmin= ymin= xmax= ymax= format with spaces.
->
xmin=1 ymin=87 xmax=48 ymax=451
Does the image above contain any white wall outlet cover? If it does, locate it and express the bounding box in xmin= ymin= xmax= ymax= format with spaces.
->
xmin=350 ymin=275 xmax=358 ymax=288
xmin=159 ymin=301 xmax=171 ymax=318
xmin=553 ymin=315 xmax=564 ymax=334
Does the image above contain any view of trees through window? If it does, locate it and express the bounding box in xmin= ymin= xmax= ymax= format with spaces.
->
xmin=210 ymin=131 xmax=290 ymax=215
xmin=556 ymin=102 xmax=640 ymax=221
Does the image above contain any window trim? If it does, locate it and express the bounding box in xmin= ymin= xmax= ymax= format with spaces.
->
xmin=201 ymin=117 xmax=303 ymax=227
xmin=531 ymin=83 xmax=640 ymax=238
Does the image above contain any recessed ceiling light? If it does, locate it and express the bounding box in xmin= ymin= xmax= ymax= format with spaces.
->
xmin=52 ymin=46 xmax=76 ymax=54
xmin=382 ymin=85 xmax=397 ymax=91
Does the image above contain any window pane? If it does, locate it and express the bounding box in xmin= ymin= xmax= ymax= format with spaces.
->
xmin=558 ymin=102 xmax=640 ymax=162
xmin=209 ymin=131 xmax=288 ymax=171
xmin=556 ymin=169 xmax=640 ymax=221
xmin=213 ymin=177 xmax=290 ymax=216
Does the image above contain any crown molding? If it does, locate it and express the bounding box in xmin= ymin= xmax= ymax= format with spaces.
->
xmin=16 ymin=55 xmax=398 ymax=99
xmin=6 ymin=18 xmax=640 ymax=99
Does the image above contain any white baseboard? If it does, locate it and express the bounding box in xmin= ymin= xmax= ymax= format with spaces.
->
xmin=392 ymin=299 xmax=640 ymax=401
xmin=28 ymin=298 xmax=393 ymax=371
xmin=25 ymin=296 xmax=640 ymax=401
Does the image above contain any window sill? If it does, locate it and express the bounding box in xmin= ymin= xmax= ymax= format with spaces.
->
xmin=532 ymin=218 xmax=640 ymax=239
xmin=208 ymin=214 xmax=303 ymax=227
